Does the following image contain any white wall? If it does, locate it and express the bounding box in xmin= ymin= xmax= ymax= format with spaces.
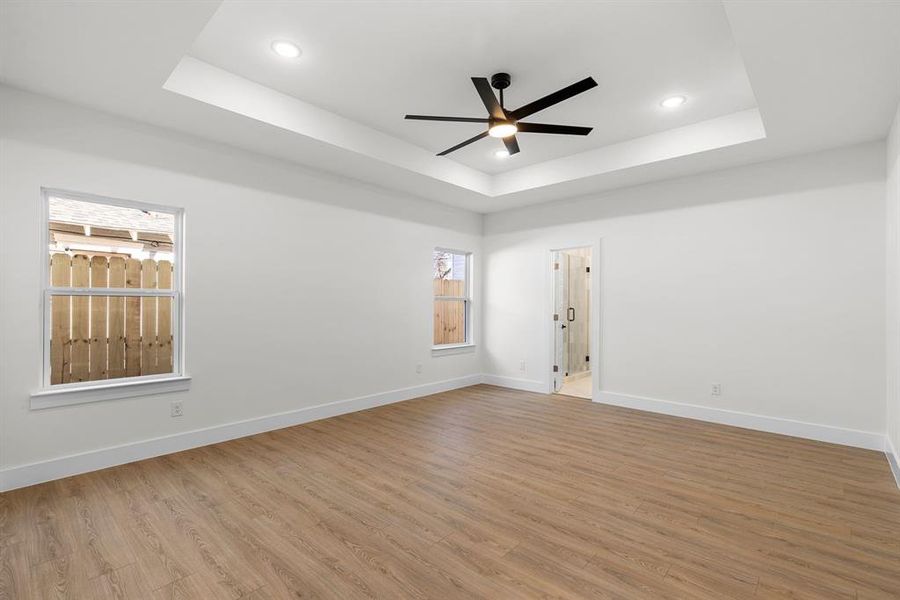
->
xmin=0 ymin=87 xmax=482 ymax=484
xmin=1 ymin=85 xmax=894 ymax=490
xmin=887 ymin=101 xmax=900 ymax=473
xmin=483 ymin=143 xmax=887 ymax=446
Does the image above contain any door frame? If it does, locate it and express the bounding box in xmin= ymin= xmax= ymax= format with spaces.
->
xmin=547 ymin=241 xmax=601 ymax=399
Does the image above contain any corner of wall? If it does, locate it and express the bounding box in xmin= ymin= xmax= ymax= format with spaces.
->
xmin=887 ymin=100 xmax=900 ymax=471
xmin=887 ymin=436 xmax=900 ymax=489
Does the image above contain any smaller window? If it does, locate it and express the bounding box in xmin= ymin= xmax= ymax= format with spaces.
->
xmin=433 ymin=249 xmax=471 ymax=347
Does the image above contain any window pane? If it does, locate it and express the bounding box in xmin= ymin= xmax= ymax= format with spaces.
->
xmin=433 ymin=250 xmax=467 ymax=297
xmin=48 ymin=196 xmax=175 ymax=286
xmin=434 ymin=299 xmax=466 ymax=345
xmin=49 ymin=253 xmax=174 ymax=290
xmin=49 ymin=294 xmax=173 ymax=385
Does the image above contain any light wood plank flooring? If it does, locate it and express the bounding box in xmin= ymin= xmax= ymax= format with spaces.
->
xmin=2 ymin=384 xmax=899 ymax=599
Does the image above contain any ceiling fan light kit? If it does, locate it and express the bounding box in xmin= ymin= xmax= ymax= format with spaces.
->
xmin=405 ymin=72 xmax=597 ymax=156
xmin=488 ymin=121 xmax=518 ymax=138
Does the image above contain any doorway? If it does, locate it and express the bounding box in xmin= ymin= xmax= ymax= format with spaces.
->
xmin=551 ymin=247 xmax=592 ymax=399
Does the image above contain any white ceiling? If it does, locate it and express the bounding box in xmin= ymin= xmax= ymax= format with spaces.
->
xmin=1 ymin=1 xmax=899 ymax=214
xmin=188 ymin=0 xmax=757 ymax=174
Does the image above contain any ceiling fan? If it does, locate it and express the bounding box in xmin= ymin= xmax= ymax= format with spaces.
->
xmin=405 ymin=72 xmax=597 ymax=156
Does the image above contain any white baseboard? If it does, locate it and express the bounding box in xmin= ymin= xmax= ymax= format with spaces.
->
xmin=595 ymin=390 xmax=885 ymax=451
xmin=6 ymin=376 xmax=894 ymax=493
xmin=887 ymin=437 xmax=900 ymax=489
xmin=0 ymin=374 xmax=482 ymax=492
xmin=480 ymin=374 xmax=546 ymax=393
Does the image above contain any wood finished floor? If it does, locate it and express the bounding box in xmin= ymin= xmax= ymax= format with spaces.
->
xmin=2 ymin=384 xmax=899 ymax=599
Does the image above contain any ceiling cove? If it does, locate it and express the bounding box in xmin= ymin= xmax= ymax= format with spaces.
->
xmin=163 ymin=0 xmax=766 ymax=199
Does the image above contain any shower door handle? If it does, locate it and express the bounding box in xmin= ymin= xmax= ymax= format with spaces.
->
xmin=567 ymin=307 xmax=575 ymax=322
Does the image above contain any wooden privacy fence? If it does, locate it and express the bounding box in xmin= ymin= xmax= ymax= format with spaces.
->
xmin=49 ymin=253 xmax=174 ymax=384
xmin=433 ymin=278 xmax=466 ymax=345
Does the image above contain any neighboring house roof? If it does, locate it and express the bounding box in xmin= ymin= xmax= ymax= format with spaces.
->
xmin=49 ymin=196 xmax=174 ymax=235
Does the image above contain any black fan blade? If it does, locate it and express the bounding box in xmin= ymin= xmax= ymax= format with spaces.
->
xmin=437 ymin=131 xmax=488 ymax=156
xmin=510 ymin=77 xmax=598 ymax=120
xmin=516 ymin=123 xmax=593 ymax=136
xmin=503 ymin=135 xmax=520 ymax=155
xmin=472 ymin=77 xmax=506 ymax=120
xmin=405 ymin=115 xmax=490 ymax=123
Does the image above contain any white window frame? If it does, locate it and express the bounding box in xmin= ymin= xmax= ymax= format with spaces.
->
xmin=31 ymin=188 xmax=189 ymax=409
xmin=432 ymin=248 xmax=474 ymax=353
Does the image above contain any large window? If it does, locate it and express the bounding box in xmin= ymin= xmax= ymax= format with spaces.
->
xmin=40 ymin=189 xmax=184 ymax=393
xmin=433 ymin=249 xmax=471 ymax=347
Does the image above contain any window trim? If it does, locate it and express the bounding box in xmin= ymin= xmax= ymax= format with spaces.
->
xmin=33 ymin=188 xmax=187 ymax=408
xmin=432 ymin=247 xmax=474 ymax=351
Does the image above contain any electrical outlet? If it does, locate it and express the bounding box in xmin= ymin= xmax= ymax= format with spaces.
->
xmin=519 ymin=360 xmax=527 ymax=372
xmin=415 ymin=363 xmax=422 ymax=374
xmin=711 ymin=383 xmax=722 ymax=397
xmin=170 ymin=401 xmax=183 ymax=417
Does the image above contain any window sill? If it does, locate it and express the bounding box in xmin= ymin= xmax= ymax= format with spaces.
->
xmin=30 ymin=376 xmax=192 ymax=410
xmin=432 ymin=344 xmax=476 ymax=357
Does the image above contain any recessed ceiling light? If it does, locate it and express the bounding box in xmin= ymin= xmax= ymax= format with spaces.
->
xmin=271 ymin=40 xmax=302 ymax=59
xmin=660 ymin=95 xmax=687 ymax=108
xmin=494 ymin=149 xmax=510 ymax=159
xmin=488 ymin=121 xmax=518 ymax=138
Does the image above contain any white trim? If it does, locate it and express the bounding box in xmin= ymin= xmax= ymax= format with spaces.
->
xmin=596 ymin=390 xmax=885 ymax=451
xmin=432 ymin=343 xmax=476 ymax=356
xmin=886 ymin=436 xmax=900 ymax=489
xmin=46 ymin=287 xmax=176 ymax=297
xmin=30 ymin=375 xmax=192 ymax=409
xmin=434 ymin=246 xmax=471 ymax=256
xmin=0 ymin=374 xmax=481 ymax=492
xmin=481 ymin=374 xmax=546 ymax=393
xmin=480 ymin=377 xmax=898 ymax=481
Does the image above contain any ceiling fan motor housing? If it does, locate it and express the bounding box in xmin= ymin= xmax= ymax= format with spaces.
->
xmin=491 ymin=72 xmax=511 ymax=90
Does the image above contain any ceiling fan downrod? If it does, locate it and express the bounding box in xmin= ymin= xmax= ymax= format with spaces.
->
xmin=491 ymin=72 xmax=511 ymax=109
